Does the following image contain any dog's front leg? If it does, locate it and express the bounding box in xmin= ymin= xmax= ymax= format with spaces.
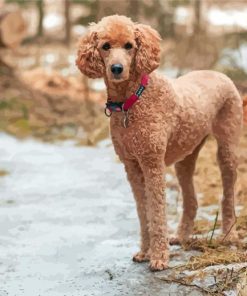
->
xmin=141 ymin=156 xmax=169 ymax=271
xmin=124 ymin=159 xmax=150 ymax=262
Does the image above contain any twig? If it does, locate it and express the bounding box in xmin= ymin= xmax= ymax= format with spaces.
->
xmin=208 ymin=266 xmax=247 ymax=293
xmin=157 ymin=276 xmax=223 ymax=295
xmin=221 ymin=219 xmax=237 ymax=243
xmin=105 ymin=269 xmax=114 ymax=280
xmin=209 ymin=211 xmax=219 ymax=244
xmin=170 ymin=263 xmax=189 ymax=270
xmin=224 ymin=268 xmax=229 ymax=286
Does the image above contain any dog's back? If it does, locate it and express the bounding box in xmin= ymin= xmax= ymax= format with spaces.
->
xmin=171 ymin=70 xmax=242 ymax=117
xmin=164 ymin=70 xmax=243 ymax=165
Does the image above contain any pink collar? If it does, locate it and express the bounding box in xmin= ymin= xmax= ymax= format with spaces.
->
xmin=105 ymin=74 xmax=149 ymax=117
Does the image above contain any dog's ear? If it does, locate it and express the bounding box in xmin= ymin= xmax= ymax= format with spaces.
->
xmin=134 ymin=24 xmax=161 ymax=74
xmin=76 ymin=30 xmax=104 ymax=79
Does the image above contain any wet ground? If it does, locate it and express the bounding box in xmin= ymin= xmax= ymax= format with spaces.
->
xmin=1 ymin=133 xmax=247 ymax=296
xmin=0 ymin=133 xmax=207 ymax=296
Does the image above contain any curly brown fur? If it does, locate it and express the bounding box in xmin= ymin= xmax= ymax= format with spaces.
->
xmin=76 ymin=15 xmax=243 ymax=271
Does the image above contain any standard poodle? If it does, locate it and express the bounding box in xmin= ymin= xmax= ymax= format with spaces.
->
xmin=76 ymin=15 xmax=243 ymax=271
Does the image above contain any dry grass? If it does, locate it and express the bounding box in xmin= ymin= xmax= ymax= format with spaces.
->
xmin=160 ymin=232 xmax=247 ymax=294
xmin=180 ymin=213 xmax=247 ymax=272
xmin=182 ymin=211 xmax=247 ymax=272
xmin=162 ymin=211 xmax=247 ymax=294
xmin=180 ymin=240 xmax=247 ymax=271
xmin=159 ymin=266 xmax=247 ymax=295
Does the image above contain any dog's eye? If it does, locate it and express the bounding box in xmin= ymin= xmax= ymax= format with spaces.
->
xmin=102 ymin=42 xmax=111 ymax=51
xmin=124 ymin=42 xmax=133 ymax=50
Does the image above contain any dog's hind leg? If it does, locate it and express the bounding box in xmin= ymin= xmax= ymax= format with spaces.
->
xmin=216 ymin=144 xmax=238 ymax=240
xmin=212 ymin=94 xmax=243 ymax=240
xmin=124 ymin=159 xmax=150 ymax=262
xmin=170 ymin=137 xmax=207 ymax=245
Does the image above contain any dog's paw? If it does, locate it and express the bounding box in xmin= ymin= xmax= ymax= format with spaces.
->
xmin=132 ymin=251 xmax=149 ymax=263
xmin=149 ymin=259 xmax=169 ymax=271
xmin=169 ymin=233 xmax=192 ymax=245
xmin=169 ymin=236 xmax=181 ymax=245
xmin=169 ymin=236 xmax=190 ymax=245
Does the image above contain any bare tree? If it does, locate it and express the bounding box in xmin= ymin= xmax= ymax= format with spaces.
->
xmin=64 ymin=0 xmax=71 ymax=45
xmin=193 ymin=0 xmax=202 ymax=33
xmin=36 ymin=0 xmax=44 ymax=37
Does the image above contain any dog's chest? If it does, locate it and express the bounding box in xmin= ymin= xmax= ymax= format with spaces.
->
xmin=110 ymin=112 xmax=168 ymax=160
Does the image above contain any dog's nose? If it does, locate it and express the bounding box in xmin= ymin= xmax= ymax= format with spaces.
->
xmin=111 ymin=64 xmax=123 ymax=75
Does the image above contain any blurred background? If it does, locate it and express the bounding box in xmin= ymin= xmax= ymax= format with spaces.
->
xmin=0 ymin=0 xmax=247 ymax=143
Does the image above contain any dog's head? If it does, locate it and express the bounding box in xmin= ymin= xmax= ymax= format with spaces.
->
xmin=76 ymin=15 xmax=161 ymax=83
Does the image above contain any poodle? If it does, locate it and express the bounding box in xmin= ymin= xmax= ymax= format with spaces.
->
xmin=76 ymin=15 xmax=243 ymax=271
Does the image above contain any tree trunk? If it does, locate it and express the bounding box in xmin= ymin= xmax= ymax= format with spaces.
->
xmin=36 ymin=0 xmax=44 ymax=37
xmin=0 ymin=9 xmax=27 ymax=48
xmin=64 ymin=0 xmax=71 ymax=45
xmin=193 ymin=0 xmax=201 ymax=33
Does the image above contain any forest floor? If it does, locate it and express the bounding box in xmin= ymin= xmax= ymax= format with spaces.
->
xmin=0 ymin=132 xmax=247 ymax=296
